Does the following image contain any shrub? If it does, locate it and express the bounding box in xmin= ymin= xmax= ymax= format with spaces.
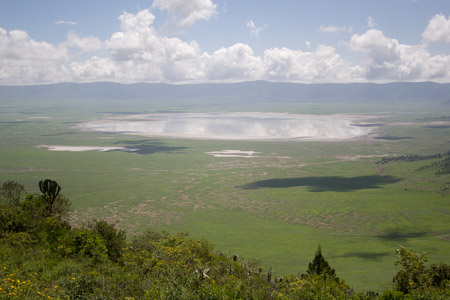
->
xmin=89 ymin=220 xmax=126 ymax=262
xmin=392 ymin=246 xmax=431 ymax=293
xmin=429 ymin=263 xmax=450 ymax=287
xmin=0 ymin=181 xmax=25 ymax=205
xmin=73 ymin=229 xmax=108 ymax=263
xmin=380 ymin=289 xmax=405 ymax=300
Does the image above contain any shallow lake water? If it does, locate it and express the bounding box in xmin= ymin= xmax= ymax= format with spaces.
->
xmin=79 ymin=113 xmax=375 ymax=141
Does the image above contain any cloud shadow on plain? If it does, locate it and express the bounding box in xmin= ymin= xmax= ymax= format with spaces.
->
xmin=334 ymin=251 xmax=390 ymax=261
xmin=116 ymin=139 xmax=189 ymax=155
xmin=377 ymin=231 xmax=428 ymax=242
xmin=237 ymin=175 xmax=401 ymax=192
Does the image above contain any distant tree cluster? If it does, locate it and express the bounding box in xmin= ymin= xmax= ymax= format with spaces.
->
xmin=379 ymin=151 xmax=450 ymax=164
xmin=379 ymin=151 xmax=450 ymax=176
xmin=435 ymin=157 xmax=450 ymax=175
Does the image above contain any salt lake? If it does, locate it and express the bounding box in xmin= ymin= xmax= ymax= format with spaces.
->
xmin=78 ymin=113 xmax=377 ymax=141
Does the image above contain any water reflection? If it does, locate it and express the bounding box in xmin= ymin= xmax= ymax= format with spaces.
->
xmin=80 ymin=113 xmax=374 ymax=140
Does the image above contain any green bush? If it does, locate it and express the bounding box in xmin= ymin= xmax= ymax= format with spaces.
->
xmin=89 ymin=219 xmax=126 ymax=262
xmin=73 ymin=229 xmax=108 ymax=263
xmin=429 ymin=263 xmax=450 ymax=287
xmin=0 ymin=181 xmax=25 ymax=205
xmin=392 ymin=246 xmax=430 ymax=293
xmin=380 ymin=289 xmax=405 ymax=300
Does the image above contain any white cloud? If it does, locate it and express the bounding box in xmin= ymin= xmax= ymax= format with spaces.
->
xmin=65 ymin=32 xmax=103 ymax=54
xmin=318 ymin=24 xmax=352 ymax=33
xmin=247 ymin=20 xmax=268 ymax=37
xmin=119 ymin=9 xmax=156 ymax=32
xmin=55 ymin=20 xmax=77 ymax=26
xmin=101 ymin=9 xmax=204 ymax=82
xmin=262 ymin=45 xmax=363 ymax=82
xmin=0 ymin=27 xmax=71 ymax=85
xmin=350 ymin=30 xmax=401 ymax=64
xmin=152 ymin=0 xmax=217 ymax=31
xmin=350 ymin=29 xmax=450 ymax=81
xmin=70 ymin=56 xmax=118 ymax=81
xmin=367 ymin=16 xmax=376 ymax=28
xmin=1 ymin=9 xmax=450 ymax=85
xmin=422 ymin=14 xmax=450 ymax=44
xmin=205 ymin=43 xmax=263 ymax=81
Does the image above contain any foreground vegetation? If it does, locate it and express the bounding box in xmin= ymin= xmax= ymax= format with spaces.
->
xmin=1 ymin=180 xmax=450 ymax=299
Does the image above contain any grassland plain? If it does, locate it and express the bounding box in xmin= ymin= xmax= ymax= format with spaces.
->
xmin=1 ymin=100 xmax=450 ymax=291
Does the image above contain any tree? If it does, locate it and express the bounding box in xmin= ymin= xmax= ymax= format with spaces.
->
xmin=39 ymin=179 xmax=61 ymax=209
xmin=0 ymin=181 xmax=25 ymax=205
xmin=306 ymin=245 xmax=337 ymax=278
xmin=38 ymin=179 xmax=70 ymax=217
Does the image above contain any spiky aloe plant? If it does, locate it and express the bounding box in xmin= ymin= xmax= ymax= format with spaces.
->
xmin=39 ymin=179 xmax=61 ymax=214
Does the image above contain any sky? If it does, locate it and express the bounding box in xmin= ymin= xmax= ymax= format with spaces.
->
xmin=1 ymin=0 xmax=450 ymax=85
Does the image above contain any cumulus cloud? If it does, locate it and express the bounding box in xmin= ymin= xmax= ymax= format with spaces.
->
xmin=70 ymin=56 xmax=118 ymax=81
xmin=55 ymin=20 xmax=77 ymax=26
xmin=247 ymin=20 xmax=268 ymax=37
xmin=422 ymin=14 xmax=450 ymax=44
xmin=74 ymin=10 xmax=259 ymax=83
xmin=0 ymin=27 xmax=71 ymax=85
xmin=263 ymin=45 xmax=363 ymax=82
xmin=152 ymin=0 xmax=217 ymax=31
xmin=350 ymin=29 xmax=450 ymax=81
xmin=1 ymin=9 xmax=450 ymax=85
xmin=119 ymin=9 xmax=156 ymax=32
xmin=65 ymin=32 xmax=103 ymax=54
xmin=69 ymin=9 xmax=203 ymax=83
xmin=318 ymin=24 xmax=352 ymax=33
xmin=205 ymin=43 xmax=263 ymax=81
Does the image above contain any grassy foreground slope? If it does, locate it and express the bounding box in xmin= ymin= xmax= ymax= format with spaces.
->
xmin=1 ymin=182 xmax=450 ymax=299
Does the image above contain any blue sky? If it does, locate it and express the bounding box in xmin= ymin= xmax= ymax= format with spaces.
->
xmin=1 ymin=0 xmax=450 ymax=85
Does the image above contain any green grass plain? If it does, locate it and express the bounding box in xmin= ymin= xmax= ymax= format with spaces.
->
xmin=1 ymin=100 xmax=450 ymax=291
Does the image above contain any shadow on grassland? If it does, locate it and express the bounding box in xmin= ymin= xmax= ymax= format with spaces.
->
xmin=116 ymin=139 xmax=189 ymax=155
xmin=237 ymin=175 xmax=401 ymax=192
xmin=333 ymin=251 xmax=390 ymax=261
xmin=377 ymin=231 xmax=428 ymax=242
